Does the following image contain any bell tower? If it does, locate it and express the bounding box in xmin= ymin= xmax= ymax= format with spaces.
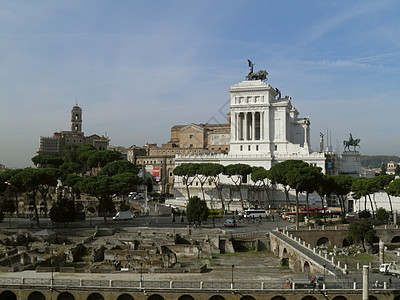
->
xmin=71 ymin=104 xmax=82 ymax=132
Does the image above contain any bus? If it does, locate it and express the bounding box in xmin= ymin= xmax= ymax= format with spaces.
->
xmin=241 ymin=209 xmax=268 ymax=218
xmin=208 ymin=209 xmax=223 ymax=218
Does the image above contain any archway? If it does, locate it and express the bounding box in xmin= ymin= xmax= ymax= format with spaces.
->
xmin=147 ymin=295 xmax=164 ymax=300
xmin=178 ymin=296 xmax=195 ymax=300
xmin=240 ymin=296 xmax=256 ymax=300
xmin=391 ymin=236 xmax=400 ymax=243
xmin=301 ymin=296 xmax=317 ymax=300
xmin=0 ymin=290 xmax=17 ymax=300
xmin=316 ymin=237 xmax=330 ymax=246
xmin=76 ymin=203 xmax=84 ymax=211
xmin=371 ymin=236 xmax=379 ymax=244
xmin=304 ymin=261 xmax=311 ymax=273
xmin=271 ymin=297 xmax=286 ymax=300
xmin=87 ymin=206 xmax=96 ymax=214
xmin=28 ymin=292 xmax=46 ymax=300
xmin=342 ymin=238 xmax=352 ymax=247
xmin=281 ymin=248 xmax=289 ymax=266
xmin=116 ymin=295 xmax=134 ymax=300
xmin=57 ymin=292 xmax=75 ymax=300
xmin=332 ymin=296 xmax=347 ymax=300
xmin=209 ymin=296 xmax=225 ymax=300
xmin=368 ymin=296 xmax=378 ymax=300
xmin=87 ymin=293 xmax=104 ymax=300
xmin=281 ymin=257 xmax=289 ymax=266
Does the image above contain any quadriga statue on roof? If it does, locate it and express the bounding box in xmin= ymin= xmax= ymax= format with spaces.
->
xmin=246 ymin=59 xmax=268 ymax=82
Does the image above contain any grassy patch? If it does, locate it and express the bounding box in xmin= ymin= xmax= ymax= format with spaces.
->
xmin=213 ymin=250 xmax=273 ymax=258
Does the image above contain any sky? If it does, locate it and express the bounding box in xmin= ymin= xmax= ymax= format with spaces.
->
xmin=1 ymin=1 xmax=400 ymax=169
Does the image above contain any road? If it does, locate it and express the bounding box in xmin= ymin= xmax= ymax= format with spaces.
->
xmin=0 ymin=203 xmax=293 ymax=233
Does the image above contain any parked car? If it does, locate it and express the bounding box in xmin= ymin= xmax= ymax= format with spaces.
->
xmin=224 ymin=219 xmax=237 ymax=227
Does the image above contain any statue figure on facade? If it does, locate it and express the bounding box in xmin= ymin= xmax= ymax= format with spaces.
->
xmin=275 ymin=88 xmax=281 ymax=98
xmin=246 ymin=59 xmax=268 ymax=82
xmin=343 ymin=133 xmax=361 ymax=151
xmin=247 ymin=59 xmax=254 ymax=75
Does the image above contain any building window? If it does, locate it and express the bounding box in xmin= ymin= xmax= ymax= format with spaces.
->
xmin=170 ymin=172 xmax=173 ymax=177
xmin=275 ymin=145 xmax=278 ymax=151
xmin=240 ymin=145 xmax=243 ymax=151
xmin=190 ymin=135 xmax=193 ymax=139
xmin=248 ymin=145 xmax=251 ymax=151
xmin=190 ymin=144 xmax=193 ymax=148
xmin=256 ymin=145 xmax=259 ymax=151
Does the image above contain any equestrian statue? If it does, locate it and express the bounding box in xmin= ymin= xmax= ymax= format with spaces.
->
xmin=246 ymin=59 xmax=268 ymax=82
xmin=343 ymin=133 xmax=361 ymax=151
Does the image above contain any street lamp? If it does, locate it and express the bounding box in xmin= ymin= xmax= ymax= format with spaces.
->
xmin=231 ymin=264 xmax=234 ymax=287
xmin=140 ymin=261 xmax=143 ymax=286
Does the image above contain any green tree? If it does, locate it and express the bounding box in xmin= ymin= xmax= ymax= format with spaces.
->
xmin=0 ymin=169 xmax=23 ymax=216
xmin=100 ymin=160 xmax=139 ymax=176
xmin=316 ymin=175 xmax=334 ymax=208
xmin=173 ymin=163 xmax=199 ymax=200
xmin=59 ymin=162 xmax=82 ymax=176
xmin=62 ymin=144 xmax=80 ymax=163
xmin=31 ymin=154 xmax=64 ymax=168
xmin=251 ymin=166 xmax=272 ymax=209
xmin=285 ymin=160 xmax=312 ymax=227
xmin=200 ymin=163 xmax=225 ymax=210
xmin=8 ymin=168 xmax=60 ymax=228
xmin=380 ymin=163 xmax=387 ymax=175
xmin=49 ymin=197 xmax=77 ymax=227
xmin=112 ymin=173 xmax=142 ymax=210
xmin=376 ymin=207 xmax=389 ymax=223
xmin=223 ymin=164 xmax=252 ymax=211
xmin=387 ymin=179 xmax=400 ymax=222
xmin=145 ymin=177 xmax=153 ymax=193
xmin=78 ymin=175 xmax=117 ymax=224
xmin=87 ymin=150 xmax=122 ymax=169
xmin=301 ymin=166 xmax=324 ymax=218
xmin=63 ymin=174 xmax=82 ymax=201
xmin=347 ymin=220 xmax=376 ymax=252
xmin=351 ymin=178 xmax=378 ymax=219
xmin=331 ymin=175 xmax=353 ymax=217
xmin=374 ymin=175 xmax=395 ymax=220
xmin=269 ymin=160 xmax=308 ymax=209
xmin=1 ymin=198 xmax=15 ymax=214
xmin=186 ymin=196 xmax=209 ymax=226
xmin=395 ymin=165 xmax=400 ymax=175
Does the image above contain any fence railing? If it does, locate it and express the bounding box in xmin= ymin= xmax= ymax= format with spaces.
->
xmin=0 ymin=277 xmax=397 ymax=291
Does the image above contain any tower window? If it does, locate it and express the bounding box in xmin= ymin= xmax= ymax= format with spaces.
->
xmin=240 ymin=145 xmax=243 ymax=151
xmin=248 ymin=145 xmax=251 ymax=151
xmin=275 ymin=145 xmax=278 ymax=151
xmin=256 ymin=145 xmax=259 ymax=151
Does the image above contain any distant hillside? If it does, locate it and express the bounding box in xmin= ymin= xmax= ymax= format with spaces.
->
xmin=360 ymin=155 xmax=400 ymax=169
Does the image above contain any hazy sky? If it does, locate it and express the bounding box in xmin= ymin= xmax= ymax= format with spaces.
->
xmin=1 ymin=1 xmax=400 ymax=169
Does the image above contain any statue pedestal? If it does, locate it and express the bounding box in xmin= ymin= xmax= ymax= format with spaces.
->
xmin=340 ymin=151 xmax=362 ymax=177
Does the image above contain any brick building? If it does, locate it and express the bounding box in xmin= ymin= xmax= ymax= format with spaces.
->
xmin=37 ymin=104 xmax=109 ymax=157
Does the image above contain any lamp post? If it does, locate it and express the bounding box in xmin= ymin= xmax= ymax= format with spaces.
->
xmin=140 ymin=261 xmax=143 ymax=287
xmin=231 ymin=264 xmax=234 ymax=288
